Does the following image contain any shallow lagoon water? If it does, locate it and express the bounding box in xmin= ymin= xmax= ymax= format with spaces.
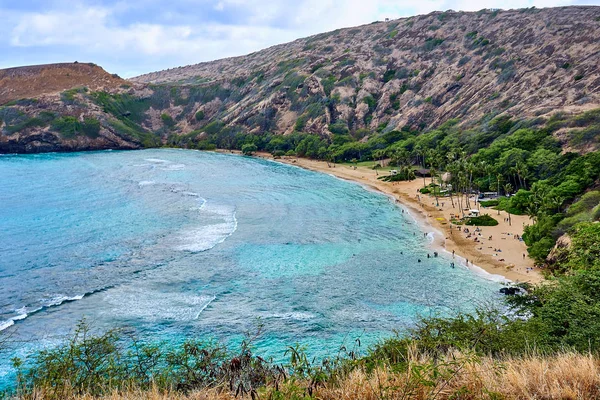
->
xmin=0 ymin=149 xmax=500 ymax=386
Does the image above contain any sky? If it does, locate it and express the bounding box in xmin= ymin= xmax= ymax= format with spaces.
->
xmin=0 ymin=0 xmax=597 ymax=77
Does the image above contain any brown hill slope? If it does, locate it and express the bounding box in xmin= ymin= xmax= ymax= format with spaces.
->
xmin=0 ymin=64 xmax=156 ymax=153
xmin=0 ymin=63 xmax=126 ymax=105
xmin=133 ymin=6 xmax=600 ymax=134
xmin=1 ymin=6 xmax=599 ymax=153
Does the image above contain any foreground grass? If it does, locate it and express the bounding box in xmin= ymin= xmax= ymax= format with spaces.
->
xmin=31 ymin=351 xmax=600 ymax=399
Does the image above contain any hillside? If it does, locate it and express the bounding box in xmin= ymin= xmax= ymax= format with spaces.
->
xmin=1 ymin=6 xmax=599 ymax=153
xmin=0 ymin=63 xmax=158 ymax=153
xmin=0 ymin=63 xmax=126 ymax=105
xmin=132 ymin=6 xmax=600 ymax=135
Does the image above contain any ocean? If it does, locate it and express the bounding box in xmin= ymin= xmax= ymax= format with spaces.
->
xmin=0 ymin=149 xmax=501 ymax=387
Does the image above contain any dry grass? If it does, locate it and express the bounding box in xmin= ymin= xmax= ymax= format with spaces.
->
xmin=25 ymin=352 xmax=600 ymax=399
xmin=312 ymin=351 xmax=600 ymax=399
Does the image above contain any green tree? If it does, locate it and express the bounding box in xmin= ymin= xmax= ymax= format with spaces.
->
xmin=241 ymin=143 xmax=258 ymax=155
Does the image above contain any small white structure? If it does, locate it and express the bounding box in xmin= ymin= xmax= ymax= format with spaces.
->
xmin=479 ymin=191 xmax=499 ymax=200
xmin=390 ymin=170 xmax=398 ymax=175
xmin=467 ymin=209 xmax=480 ymax=217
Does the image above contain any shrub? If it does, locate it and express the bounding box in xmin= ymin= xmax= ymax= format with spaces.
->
xmin=479 ymin=199 xmax=499 ymax=207
xmin=3 ymin=115 xmax=52 ymax=134
xmin=321 ymin=75 xmax=336 ymax=96
xmin=465 ymin=214 xmax=498 ymax=226
xmin=82 ymin=118 xmax=101 ymax=138
xmin=195 ymin=110 xmax=205 ymax=121
xmin=12 ymin=320 xmax=277 ymax=399
xmin=389 ymin=93 xmax=401 ymax=110
xmin=457 ymin=56 xmax=471 ymax=67
xmin=383 ymin=69 xmax=396 ymax=83
xmin=51 ymin=116 xmax=81 ymax=138
xmin=465 ymin=31 xmax=478 ymax=39
xmin=567 ymin=191 xmax=600 ymax=216
xmin=91 ymin=92 xmax=151 ymax=124
xmin=329 ymin=121 xmax=349 ymax=135
xmin=363 ymin=96 xmax=377 ymax=111
xmin=161 ymin=113 xmax=175 ymax=128
xmin=423 ymin=37 xmax=444 ymax=51
xmin=203 ymin=120 xmax=225 ymax=135
xmin=194 ymin=141 xmax=217 ymax=151
xmin=107 ymin=119 xmax=159 ymax=147
xmin=241 ymin=143 xmax=257 ymax=155
xmin=295 ymin=115 xmax=307 ymax=131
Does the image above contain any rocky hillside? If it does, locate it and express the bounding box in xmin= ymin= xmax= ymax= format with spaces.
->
xmin=0 ymin=63 xmax=160 ymax=152
xmin=0 ymin=63 xmax=126 ymax=105
xmin=1 ymin=6 xmax=599 ymax=153
xmin=132 ymin=6 xmax=600 ymax=134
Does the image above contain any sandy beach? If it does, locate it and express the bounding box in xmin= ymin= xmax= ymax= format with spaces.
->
xmin=232 ymin=151 xmax=543 ymax=284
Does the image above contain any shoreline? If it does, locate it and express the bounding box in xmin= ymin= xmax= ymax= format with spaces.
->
xmin=218 ymin=150 xmax=543 ymax=284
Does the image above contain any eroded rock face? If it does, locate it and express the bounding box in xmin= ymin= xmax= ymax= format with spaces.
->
xmin=547 ymin=234 xmax=573 ymax=265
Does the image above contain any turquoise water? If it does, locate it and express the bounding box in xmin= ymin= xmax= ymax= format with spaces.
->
xmin=0 ymin=149 xmax=500 ymax=386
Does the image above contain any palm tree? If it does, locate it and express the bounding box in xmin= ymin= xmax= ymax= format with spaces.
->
xmin=446 ymin=161 xmax=458 ymax=209
xmin=496 ymin=174 xmax=503 ymax=215
xmin=504 ymin=183 xmax=513 ymax=226
xmin=373 ymin=149 xmax=385 ymax=168
xmin=515 ymin=161 xmax=529 ymax=190
xmin=413 ymin=145 xmax=425 ymax=168
xmin=430 ymin=166 xmax=439 ymax=206
xmin=549 ymin=195 xmax=565 ymax=214
xmin=486 ymin=164 xmax=494 ymax=192
xmin=526 ymin=204 xmax=539 ymax=223
xmin=465 ymin=161 xmax=475 ymax=209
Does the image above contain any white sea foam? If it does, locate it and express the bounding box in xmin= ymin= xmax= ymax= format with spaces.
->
xmin=189 ymin=197 xmax=207 ymax=211
xmin=138 ymin=180 xmax=156 ymax=187
xmin=176 ymin=204 xmax=238 ymax=252
xmin=0 ymin=320 xmax=14 ymax=331
xmin=426 ymin=232 xmax=436 ymax=243
xmin=44 ymin=294 xmax=85 ymax=307
xmin=161 ymin=164 xmax=186 ymax=171
xmin=0 ymin=309 xmax=29 ymax=332
xmin=0 ymin=287 xmax=115 ymax=331
xmin=145 ymin=158 xmax=169 ymax=163
xmin=104 ymin=289 xmax=216 ymax=321
xmin=270 ymin=312 xmax=315 ymax=321
xmin=195 ymin=296 xmax=216 ymax=319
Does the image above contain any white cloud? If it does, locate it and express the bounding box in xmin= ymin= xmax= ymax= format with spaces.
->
xmin=3 ymin=0 xmax=583 ymax=76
